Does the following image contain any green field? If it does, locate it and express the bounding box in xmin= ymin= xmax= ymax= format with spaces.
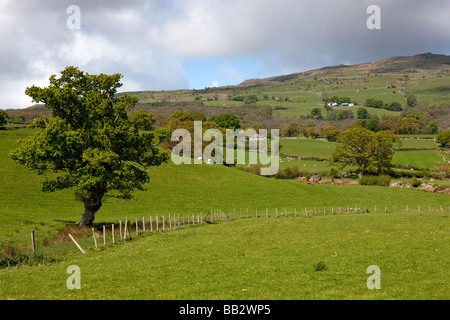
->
xmin=1 ymin=211 xmax=449 ymax=300
xmin=397 ymin=139 xmax=441 ymax=150
xmin=393 ymin=150 xmax=446 ymax=170
xmin=280 ymin=139 xmax=335 ymax=159
xmin=1 ymin=128 xmax=449 ymax=300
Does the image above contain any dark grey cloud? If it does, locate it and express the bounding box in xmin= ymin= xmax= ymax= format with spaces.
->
xmin=1 ymin=0 xmax=449 ymax=109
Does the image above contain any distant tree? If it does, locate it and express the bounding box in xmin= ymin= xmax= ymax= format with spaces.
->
xmin=365 ymin=98 xmax=384 ymax=109
xmin=208 ymin=113 xmax=240 ymax=130
xmin=385 ymin=101 xmax=403 ymax=111
xmin=399 ymin=118 xmax=424 ymax=134
xmin=286 ymin=122 xmax=302 ymax=137
xmin=311 ymin=108 xmax=323 ymax=120
xmin=337 ymin=97 xmax=352 ymax=105
xmin=406 ymin=95 xmax=418 ymax=108
xmin=306 ymin=127 xmax=320 ymax=139
xmin=0 ymin=110 xmax=8 ymax=129
xmin=365 ymin=119 xmax=380 ymax=132
xmin=191 ymin=110 xmax=207 ymax=122
xmin=436 ymin=130 xmax=450 ymax=147
xmin=329 ymin=127 xmax=400 ymax=177
xmin=357 ymin=108 xmax=369 ymax=119
xmin=426 ymin=122 xmax=438 ymax=134
xmin=9 ymin=67 xmax=168 ymax=226
xmin=168 ymin=110 xmax=195 ymax=122
xmin=322 ymin=126 xmax=340 ymax=142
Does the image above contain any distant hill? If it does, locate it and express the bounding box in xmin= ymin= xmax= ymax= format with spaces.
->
xmin=240 ymin=53 xmax=450 ymax=86
xmin=6 ymin=53 xmax=450 ymax=126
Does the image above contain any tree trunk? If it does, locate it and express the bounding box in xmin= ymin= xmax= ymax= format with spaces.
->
xmin=76 ymin=198 xmax=102 ymax=227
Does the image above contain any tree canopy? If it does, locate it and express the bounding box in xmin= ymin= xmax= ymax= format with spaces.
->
xmin=329 ymin=127 xmax=401 ymax=177
xmin=208 ymin=113 xmax=240 ymax=130
xmin=10 ymin=66 xmax=168 ymax=226
xmin=0 ymin=110 xmax=8 ymax=128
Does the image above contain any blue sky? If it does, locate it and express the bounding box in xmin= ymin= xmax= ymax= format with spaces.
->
xmin=1 ymin=0 xmax=450 ymax=109
xmin=182 ymin=56 xmax=267 ymax=89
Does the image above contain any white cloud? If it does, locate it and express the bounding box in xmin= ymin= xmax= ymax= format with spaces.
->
xmin=1 ymin=0 xmax=450 ymax=109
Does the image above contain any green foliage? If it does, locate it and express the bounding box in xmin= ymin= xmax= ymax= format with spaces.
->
xmin=286 ymin=122 xmax=302 ymax=137
xmin=131 ymin=110 xmax=157 ymax=131
xmin=426 ymin=122 xmax=438 ymax=134
xmin=406 ymin=94 xmax=417 ymax=107
xmin=360 ymin=175 xmax=391 ymax=187
xmin=208 ymin=113 xmax=240 ymax=130
xmin=274 ymin=163 xmax=304 ymax=179
xmin=331 ymin=110 xmax=353 ymax=121
xmin=385 ymin=101 xmax=403 ymax=111
xmin=357 ymin=107 xmax=369 ymax=119
xmin=0 ymin=110 xmax=8 ymax=128
xmin=322 ymin=126 xmax=340 ymax=142
xmin=330 ymin=127 xmax=401 ymax=176
xmin=410 ymin=176 xmax=422 ymax=188
xmin=9 ymin=67 xmax=168 ymax=226
xmin=311 ymin=108 xmax=323 ymax=120
xmin=436 ymin=130 xmax=450 ymax=147
xmin=365 ymin=98 xmax=384 ymax=109
xmin=168 ymin=110 xmax=195 ymax=122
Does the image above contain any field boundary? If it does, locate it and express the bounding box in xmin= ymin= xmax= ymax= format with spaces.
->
xmin=2 ymin=204 xmax=449 ymax=269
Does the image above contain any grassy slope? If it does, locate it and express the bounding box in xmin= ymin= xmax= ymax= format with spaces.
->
xmin=1 ymin=129 xmax=449 ymax=252
xmin=0 ymin=211 xmax=448 ymax=300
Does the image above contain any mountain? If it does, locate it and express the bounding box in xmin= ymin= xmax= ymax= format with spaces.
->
xmin=240 ymin=53 xmax=450 ymax=86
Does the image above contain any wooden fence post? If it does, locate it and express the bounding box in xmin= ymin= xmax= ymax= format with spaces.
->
xmin=103 ymin=225 xmax=106 ymax=245
xmin=92 ymin=228 xmax=98 ymax=248
xmin=163 ymin=216 xmax=165 ymax=231
xmin=150 ymin=216 xmax=153 ymax=232
xmin=30 ymin=231 xmax=36 ymax=257
xmin=135 ymin=217 xmax=139 ymax=236
xmin=112 ymin=224 xmax=115 ymax=244
xmin=143 ymin=217 xmax=146 ymax=232
xmin=156 ymin=216 xmax=159 ymax=232
xmin=68 ymin=234 xmax=86 ymax=255
xmin=169 ymin=214 xmax=172 ymax=230
xmin=119 ymin=220 xmax=123 ymax=241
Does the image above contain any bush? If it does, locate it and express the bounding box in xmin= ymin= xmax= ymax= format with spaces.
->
xmin=313 ymin=261 xmax=327 ymax=272
xmin=411 ymin=176 xmax=422 ymax=188
xmin=275 ymin=164 xmax=304 ymax=179
xmin=360 ymin=175 xmax=391 ymax=186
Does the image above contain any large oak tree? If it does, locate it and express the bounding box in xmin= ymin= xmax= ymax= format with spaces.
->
xmin=10 ymin=67 xmax=168 ymax=226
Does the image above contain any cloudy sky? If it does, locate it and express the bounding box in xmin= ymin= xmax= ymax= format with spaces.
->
xmin=1 ymin=0 xmax=450 ymax=109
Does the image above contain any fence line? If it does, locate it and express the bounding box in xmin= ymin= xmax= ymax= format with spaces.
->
xmin=6 ymin=204 xmax=448 ymax=263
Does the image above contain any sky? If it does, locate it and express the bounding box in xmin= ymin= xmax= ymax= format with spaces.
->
xmin=1 ymin=0 xmax=450 ymax=109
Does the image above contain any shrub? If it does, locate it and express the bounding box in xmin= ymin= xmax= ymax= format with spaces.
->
xmin=411 ymin=176 xmax=422 ymax=188
xmin=313 ymin=261 xmax=327 ymax=272
xmin=360 ymin=175 xmax=391 ymax=186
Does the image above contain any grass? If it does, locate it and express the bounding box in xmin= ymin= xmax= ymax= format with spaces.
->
xmin=397 ymin=139 xmax=441 ymax=150
xmin=1 ymin=128 xmax=449 ymax=300
xmin=392 ymin=150 xmax=446 ymax=170
xmin=280 ymin=139 xmax=335 ymax=159
xmin=0 ymin=211 xmax=448 ymax=299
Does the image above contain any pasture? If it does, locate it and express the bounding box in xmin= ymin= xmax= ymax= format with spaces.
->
xmin=0 ymin=210 xmax=449 ymax=300
xmin=0 ymin=128 xmax=449 ymax=301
